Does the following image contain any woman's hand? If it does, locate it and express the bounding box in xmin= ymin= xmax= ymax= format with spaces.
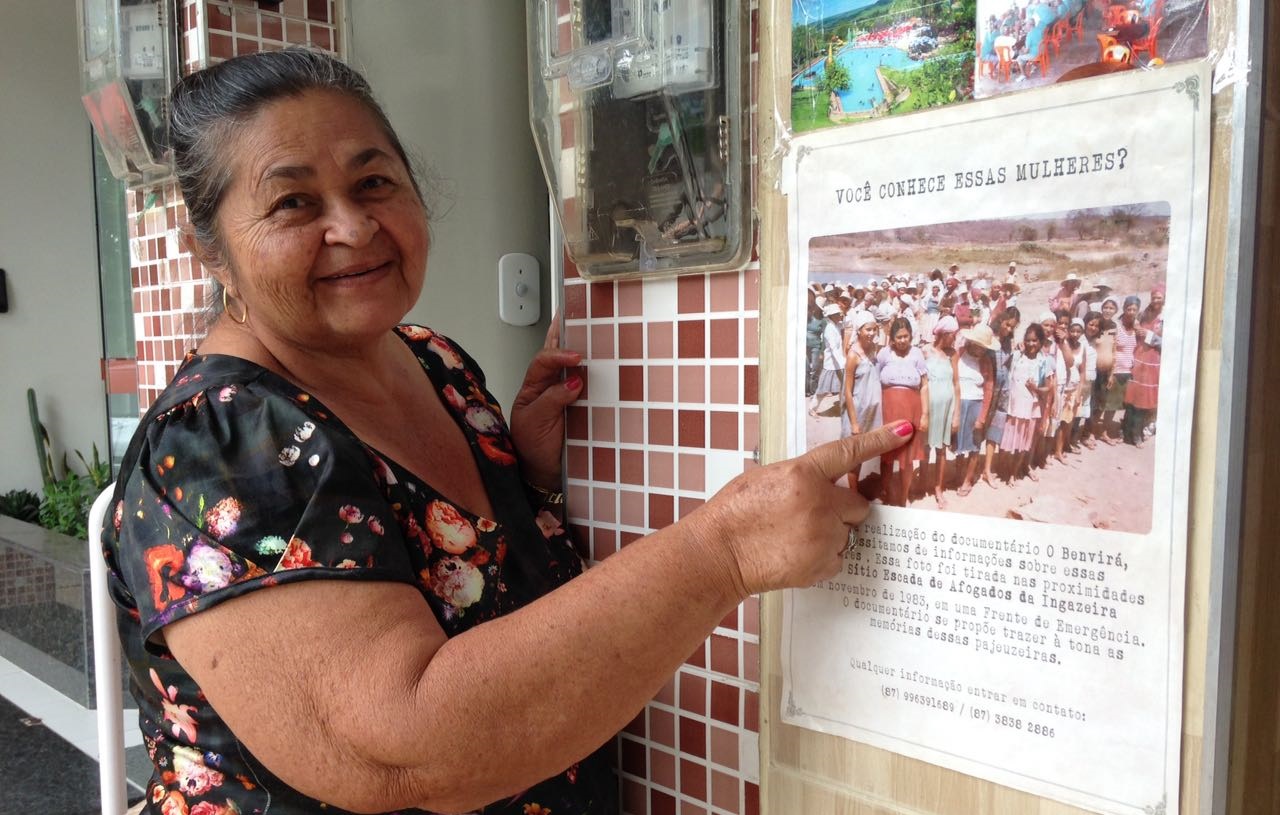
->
xmin=687 ymin=422 xmax=913 ymax=597
xmin=509 ymin=320 xmax=584 ymax=490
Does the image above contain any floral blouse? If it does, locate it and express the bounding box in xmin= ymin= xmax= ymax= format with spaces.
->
xmin=103 ymin=325 xmax=617 ymax=815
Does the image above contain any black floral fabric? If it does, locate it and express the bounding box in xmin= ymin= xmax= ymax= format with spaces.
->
xmin=103 ymin=325 xmax=616 ymax=815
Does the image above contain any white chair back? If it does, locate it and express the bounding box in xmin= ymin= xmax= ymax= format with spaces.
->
xmin=88 ymin=483 xmax=128 ymax=815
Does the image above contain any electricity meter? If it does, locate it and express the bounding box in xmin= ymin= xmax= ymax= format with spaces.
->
xmin=77 ymin=0 xmax=180 ymax=187
xmin=528 ymin=0 xmax=751 ymax=279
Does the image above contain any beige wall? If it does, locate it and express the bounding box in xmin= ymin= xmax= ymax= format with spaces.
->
xmin=348 ymin=0 xmax=551 ymax=409
xmin=0 ymin=1 xmax=105 ymax=494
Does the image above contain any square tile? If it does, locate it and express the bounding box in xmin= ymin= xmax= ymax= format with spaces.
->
xmin=593 ymin=528 xmax=617 ymax=560
xmin=591 ymin=407 xmax=615 ymax=442
xmin=651 ymin=747 xmax=677 ymax=789
xmin=650 ymin=707 xmax=676 ymax=747
xmin=709 ymin=366 xmax=738 ymax=404
xmin=619 ymin=322 xmax=644 ymax=357
xmin=679 ymin=672 xmax=706 ymax=715
xmin=564 ymin=322 xmax=588 ymax=355
xmin=619 ymin=407 xmax=645 ymax=443
xmin=590 ymin=281 xmax=615 ymax=318
xmin=618 ymin=280 xmax=644 ymax=316
xmin=649 ymin=493 xmax=674 ymax=528
xmin=678 ymin=453 xmax=705 ymax=492
xmin=620 ymin=490 xmax=645 ymax=527
xmin=743 ymin=365 xmax=758 ymax=406
xmin=648 ymin=366 xmax=674 ymax=402
xmin=678 ymin=365 xmax=705 ymax=403
xmin=591 ymin=487 xmax=616 ymax=523
xmin=648 ymin=451 xmax=674 ymax=488
xmin=619 ymin=365 xmax=644 ymax=402
xmin=648 ymin=409 xmax=674 ymax=447
xmin=710 ymin=726 xmax=739 ymax=770
xmin=712 ymin=770 xmax=741 ymax=814
xmin=564 ymin=283 xmax=587 ymax=319
xmin=592 ymin=447 xmax=616 ymax=481
xmin=651 ymin=789 xmax=676 ymax=815
xmin=678 ymin=716 xmax=707 ymax=759
xmin=678 ymin=496 xmax=704 ymax=519
xmin=649 ymin=321 xmax=674 ymax=358
xmin=677 ymin=320 xmax=705 ymax=359
xmin=567 ymin=444 xmax=589 ymax=479
xmin=709 ymin=319 xmax=738 ymax=358
xmin=710 ymin=412 xmax=738 ymax=450
xmin=591 ymin=323 xmax=615 ymax=358
xmin=620 ymin=449 xmax=645 ymax=485
xmin=678 ymin=410 xmax=706 ymax=448
xmin=622 ymin=736 xmax=647 ymax=776
xmin=709 ymin=272 xmax=739 ymax=312
xmin=710 ymin=681 xmax=739 ymax=726
xmin=711 ymin=635 xmax=738 ymax=676
xmin=679 ymin=758 xmax=708 ymax=800
xmin=678 ymin=274 xmax=706 ymax=313
xmin=643 ymin=277 xmax=679 ymax=318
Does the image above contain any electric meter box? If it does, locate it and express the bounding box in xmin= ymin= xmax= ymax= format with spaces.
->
xmin=528 ymin=0 xmax=751 ymax=279
xmin=77 ymin=0 xmax=180 ymax=188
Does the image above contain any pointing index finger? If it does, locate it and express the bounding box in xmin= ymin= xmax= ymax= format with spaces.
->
xmin=804 ymin=421 xmax=914 ymax=482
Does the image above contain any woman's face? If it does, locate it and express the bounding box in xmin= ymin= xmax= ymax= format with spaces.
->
xmin=1040 ymin=318 xmax=1056 ymax=338
xmin=1085 ymin=316 xmax=1101 ymax=338
xmin=891 ymin=327 xmax=913 ymax=353
xmin=1068 ymin=323 xmax=1085 ymax=343
xmin=1150 ymin=290 xmax=1165 ymax=311
xmin=1102 ymin=300 xmax=1118 ymax=319
xmin=207 ymin=90 xmax=429 ymax=351
xmin=998 ymin=317 xmax=1019 ymax=339
xmin=1023 ymin=329 xmax=1042 ymax=356
xmin=935 ymin=330 xmax=956 ymax=351
xmin=858 ymin=322 xmax=878 ymax=343
xmin=1122 ymin=302 xmax=1139 ymax=325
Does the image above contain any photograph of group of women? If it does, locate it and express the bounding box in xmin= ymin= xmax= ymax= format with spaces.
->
xmin=802 ymin=202 xmax=1172 ymax=534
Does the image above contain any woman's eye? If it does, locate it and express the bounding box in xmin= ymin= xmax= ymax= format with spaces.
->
xmin=272 ymin=195 xmax=305 ymax=212
xmin=359 ymin=175 xmax=393 ymax=192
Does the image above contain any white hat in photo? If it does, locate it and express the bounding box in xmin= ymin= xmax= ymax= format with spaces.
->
xmin=960 ymin=322 xmax=1001 ymax=350
xmin=822 ymin=303 xmax=843 ymax=317
xmin=1062 ymin=271 xmax=1082 ymax=285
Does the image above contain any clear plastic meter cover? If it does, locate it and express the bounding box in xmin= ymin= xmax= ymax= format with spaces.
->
xmin=528 ymin=0 xmax=751 ymax=279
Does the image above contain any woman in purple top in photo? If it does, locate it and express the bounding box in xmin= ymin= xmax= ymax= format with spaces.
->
xmin=876 ymin=317 xmax=930 ymax=506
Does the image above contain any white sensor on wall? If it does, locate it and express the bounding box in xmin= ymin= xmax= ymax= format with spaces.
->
xmin=497 ymin=253 xmax=541 ymax=326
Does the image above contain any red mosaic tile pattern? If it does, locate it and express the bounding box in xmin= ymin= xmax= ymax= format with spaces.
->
xmin=565 ymin=268 xmax=762 ymax=815
xmin=556 ymin=1 xmax=763 ymax=811
xmin=128 ymin=1 xmax=344 ymax=409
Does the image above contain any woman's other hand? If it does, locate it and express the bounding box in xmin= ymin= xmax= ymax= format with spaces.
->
xmin=688 ymin=421 xmax=913 ymax=597
xmin=509 ymin=319 xmax=583 ymax=489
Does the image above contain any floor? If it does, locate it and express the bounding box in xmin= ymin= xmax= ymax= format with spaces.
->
xmin=0 ymin=649 xmax=149 ymax=813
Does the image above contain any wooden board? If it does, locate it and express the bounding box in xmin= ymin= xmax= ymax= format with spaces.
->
xmin=754 ymin=0 xmax=1260 ymax=812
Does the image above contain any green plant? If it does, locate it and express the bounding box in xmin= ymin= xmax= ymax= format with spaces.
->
xmin=28 ymin=387 xmax=55 ymax=486
xmin=0 ymin=489 xmax=42 ymax=523
xmin=39 ymin=473 xmax=93 ymax=538
xmin=27 ymin=388 xmax=112 ymax=537
xmin=820 ymin=59 xmax=853 ymax=97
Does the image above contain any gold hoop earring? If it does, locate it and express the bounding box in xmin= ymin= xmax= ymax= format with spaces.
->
xmin=223 ymin=288 xmax=248 ymax=324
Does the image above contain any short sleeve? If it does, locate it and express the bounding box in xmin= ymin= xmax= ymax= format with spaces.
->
xmin=913 ymin=349 xmax=929 ymax=377
xmin=108 ymin=381 xmax=418 ymax=640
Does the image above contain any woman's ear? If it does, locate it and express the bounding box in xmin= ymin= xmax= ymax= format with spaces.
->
xmin=179 ymin=222 xmax=231 ymax=285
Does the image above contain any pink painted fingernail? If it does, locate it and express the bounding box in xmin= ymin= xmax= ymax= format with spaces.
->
xmin=893 ymin=421 xmax=914 ymax=437
xmin=565 ymin=375 xmax=583 ymax=390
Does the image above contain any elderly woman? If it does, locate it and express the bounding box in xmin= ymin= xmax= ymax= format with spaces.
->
xmin=103 ymin=50 xmax=910 ymax=815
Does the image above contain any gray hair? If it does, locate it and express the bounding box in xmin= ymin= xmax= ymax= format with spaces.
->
xmin=168 ymin=48 xmax=427 ymax=319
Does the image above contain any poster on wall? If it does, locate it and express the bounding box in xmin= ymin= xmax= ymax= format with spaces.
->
xmin=790 ymin=0 xmax=976 ymax=132
xmin=973 ymin=0 xmax=1209 ymax=98
xmin=781 ymin=64 xmax=1208 ymax=815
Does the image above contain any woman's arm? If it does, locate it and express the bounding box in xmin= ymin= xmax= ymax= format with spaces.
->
xmin=977 ymin=355 xmax=995 ymax=427
xmin=843 ymin=349 xmax=861 ymax=434
xmin=165 ymin=426 xmax=911 ymax=814
xmin=919 ymin=377 xmax=931 ymax=433
xmin=509 ymin=321 xmax=584 ymax=490
xmin=950 ymin=353 xmax=961 ymax=432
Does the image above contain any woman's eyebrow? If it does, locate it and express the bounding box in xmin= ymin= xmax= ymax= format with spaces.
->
xmin=350 ymin=147 xmax=393 ymax=168
xmin=258 ymin=148 xmax=392 ymax=186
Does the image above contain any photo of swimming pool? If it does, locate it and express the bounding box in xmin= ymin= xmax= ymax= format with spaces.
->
xmin=792 ymin=45 xmax=921 ymax=111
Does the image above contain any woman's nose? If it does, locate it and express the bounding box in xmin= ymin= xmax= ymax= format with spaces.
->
xmin=324 ymin=201 xmax=379 ymax=247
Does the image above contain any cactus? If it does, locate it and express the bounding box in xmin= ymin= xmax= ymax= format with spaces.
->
xmin=27 ymin=387 xmax=55 ymax=486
